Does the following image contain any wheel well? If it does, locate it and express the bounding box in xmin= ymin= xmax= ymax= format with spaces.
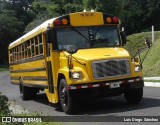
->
xmin=57 ymin=73 xmax=65 ymax=89
xmin=57 ymin=73 xmax=65 ymax=103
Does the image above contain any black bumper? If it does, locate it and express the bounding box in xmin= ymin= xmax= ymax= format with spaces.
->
xmin=68 ymin=77 xmax=144 ymax=98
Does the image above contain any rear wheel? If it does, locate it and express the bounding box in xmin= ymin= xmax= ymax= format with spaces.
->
xmin=58 ymin=79 xmax=77 ymax=114
xmin=124 ymin=88 xmax=143 ymax=104
xmin=19 ymin=80 xmax=38 ymax=100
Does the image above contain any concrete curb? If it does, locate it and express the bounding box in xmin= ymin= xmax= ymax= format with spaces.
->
xmin=144 ymin=82 xmax=160 ymax=87
xmin=144 ymin=77 xmax=160 ymax=87
xmin=144 ymin=77 xmax=160 ymax=80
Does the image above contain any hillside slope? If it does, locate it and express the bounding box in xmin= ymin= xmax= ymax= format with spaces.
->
xmin=126 ymin=31 xmax=160 ymax=58
xmin=126 ymin=32 xmax=160 ymax=76
xmin=142 ymin=39 xmax=160 ymax=76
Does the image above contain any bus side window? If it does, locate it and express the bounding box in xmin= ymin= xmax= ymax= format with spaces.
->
xmin=22 ymin=43 xmax=25 ymax=59
xmin=15 ymin=47 xmax=18 ymax=61
xmin=18 ymin=45 xmax=21 ymax=60
xmin=26 ymin=40 xmax=31 ymax=58
xmin=39 ymin=34 xmax=43 ymax=55
xmin=31 ymin=38 xmax=35 ymax=57
xmin=10 ymin=49 xmax=12 ymax=62
xmin=12 ymin=48 xmax=15 ymax=62
xmin=35 ymin=36 xmax=39 ymax=55
xmin=24 ymin=42 xmax=28 ymax=58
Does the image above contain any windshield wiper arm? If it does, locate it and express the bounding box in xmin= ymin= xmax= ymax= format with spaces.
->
xmin=71 ymin=27 xmax=89 ymax=41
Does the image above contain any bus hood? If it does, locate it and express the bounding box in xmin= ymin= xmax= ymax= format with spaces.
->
xmin=72 ymin=48 xmax=130 ymax=61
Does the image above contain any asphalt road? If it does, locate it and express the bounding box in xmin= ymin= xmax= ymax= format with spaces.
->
xmin=1 ymin=71 xmax=160 ymax=124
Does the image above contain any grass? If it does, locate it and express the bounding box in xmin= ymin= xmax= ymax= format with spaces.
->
xmin=125 ymin=31 xmax=160 ymax=58
xmin=144 ymin=80 xmax=160 ymax=82
xmin=140 ymin=39 xmax=160 ymax=76
xmin=0 ymin=65 xmax=8 ymax=71
xmin=126 ymin=31 xmax=160 ymax=77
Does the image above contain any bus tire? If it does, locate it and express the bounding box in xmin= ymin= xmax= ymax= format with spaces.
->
xmin=19 ymin=80 xmax=29 ymax=100
xmin=19 ymin=80 xmax=37 ymax=100
xmin=58 ymin=79 xmax=77 ymax=114
xmin=124 ymin=88 xmax=143 ymax=104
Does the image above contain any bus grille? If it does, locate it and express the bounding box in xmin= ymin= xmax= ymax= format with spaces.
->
xmin=92 ymin=59 xmax=130 ymax=79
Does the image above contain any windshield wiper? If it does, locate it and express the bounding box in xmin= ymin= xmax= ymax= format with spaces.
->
xmin=71 ymin=27 xmax=89 ymax=41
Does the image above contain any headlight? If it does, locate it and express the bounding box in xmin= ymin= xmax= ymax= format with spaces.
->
xmin=72 ymin=72 xmax=81 ymax=79
xmin=134 ymin=66 xmax=141 ymax=72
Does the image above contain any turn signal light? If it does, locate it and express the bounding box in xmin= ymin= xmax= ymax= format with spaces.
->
xmin=54 ymin=18 xmax=69 ymax=26
xmin=106 ymin=17 xmax=112 ymax=23
xmin=62 ymin=19 xmax=68 ymax=25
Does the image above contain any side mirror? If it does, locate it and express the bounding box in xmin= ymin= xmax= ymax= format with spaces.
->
xmin=120 ymin=31 xmax=126 ymax=46
xmin=46 ymin=28 xmax=58 ymax=50
xmin=46 ymin=28 xmax=56 ymax=43
xmin=66 ymin=45 xmax=78 ymax=54
xmin=46 ymin=28 xmax=53 ymax=43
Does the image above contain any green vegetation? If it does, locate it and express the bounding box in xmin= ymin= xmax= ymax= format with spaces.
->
xmin=0 ymin=65 xmax=8 ymax=71
xmin=126 ymin=32 xmax=160 ymax=77
xmin=141 ymin=39 xmax=160 ymax=76
xmin=1 ymin=0 xmax=160 ymax=65
xmin=0 ymin=91 xmax=65 ymax=124
xmin=126 ymin=31 xmax=160 ymax=58
xmin=144 ymin=80 xmax=160 ymax=82
xmin=0 ymin=92 xmax=11 ymax=117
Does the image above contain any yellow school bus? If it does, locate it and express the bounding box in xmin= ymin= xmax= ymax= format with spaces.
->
xmin=9 ymin=11 xmax=144 ymax=114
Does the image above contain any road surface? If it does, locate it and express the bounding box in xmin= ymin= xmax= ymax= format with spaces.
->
xmin=1 ymin=71 xmax=160 ymax=124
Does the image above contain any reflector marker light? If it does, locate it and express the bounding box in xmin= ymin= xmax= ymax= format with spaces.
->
xmin=67 ymin=77 xmax=143 ymax=90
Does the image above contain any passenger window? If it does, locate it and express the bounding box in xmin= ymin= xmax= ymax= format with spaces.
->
xmin=26 ymin=40 xmax=31 ymax=58
xmin=10 ymin=50 xmax=13 ymax=62
xmin=31 ymin=39 xmax=35 ymax=57
xmin=39 ymin=34 xmax=43 ymax=54
xmin=35 ymin=36 xmax=39 ymax=55
xmin=22 ymin=43 xmax=25 ymax=59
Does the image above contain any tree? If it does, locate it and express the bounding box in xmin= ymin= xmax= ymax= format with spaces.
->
xmin=0 ymin=0 xmax=34 ymax=65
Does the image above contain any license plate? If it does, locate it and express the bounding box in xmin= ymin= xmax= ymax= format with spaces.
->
xmin=109 ymin=82 xmax=120 ymax=89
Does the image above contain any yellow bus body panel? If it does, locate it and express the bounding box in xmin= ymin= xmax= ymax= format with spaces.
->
xmin=70 ymin=12 xmax=104 ymax=26
xmin=59 ymin=48 xmax=143 ymax=85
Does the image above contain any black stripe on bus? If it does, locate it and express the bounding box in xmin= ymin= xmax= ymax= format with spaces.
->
xmin=47 ymin=61 xmax=54 ymax=93
xmin=10 ymin=67 xmax=46 ymax=73
xmin=23 ymin=76 xmax=47 ymax=81
xmin=9 ymin=55 xmax=44 ymax=66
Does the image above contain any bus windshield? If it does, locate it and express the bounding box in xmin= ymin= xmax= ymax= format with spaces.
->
xmin=56 ymin=26 xmax=120 ymax=50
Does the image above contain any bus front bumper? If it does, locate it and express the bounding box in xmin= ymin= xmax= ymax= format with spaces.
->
xmin=67 ymin=77 xmax=144 ymax=98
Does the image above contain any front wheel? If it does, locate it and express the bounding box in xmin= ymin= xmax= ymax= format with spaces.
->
xmin=124 ymin=88 xmax=143 ymax=104
xmin=58 ymin=79 xmax=77 ymax=114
